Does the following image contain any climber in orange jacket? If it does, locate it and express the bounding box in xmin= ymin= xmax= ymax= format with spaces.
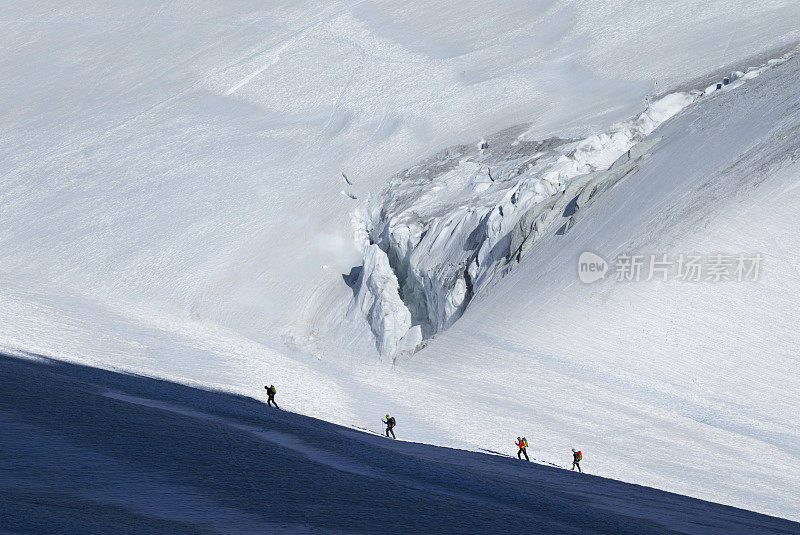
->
xmin=516 ymin=437 xmax=529 ymax=461
xmin=571 ymin=448 xmax=582 ymax=472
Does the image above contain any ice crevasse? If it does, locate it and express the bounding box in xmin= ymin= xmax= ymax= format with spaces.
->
xmin=345 ymin=50 xmax=795 ymax=360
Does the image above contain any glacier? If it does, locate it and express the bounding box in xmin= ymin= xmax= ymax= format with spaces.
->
xmin=348 ymin=52 xmax=794 ymax=357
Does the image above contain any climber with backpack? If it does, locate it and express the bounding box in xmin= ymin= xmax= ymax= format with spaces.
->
xmin=264 ymin=384 xmax=279 ymax=409
xmin=383 ymin=414 xmax=396 ymax=439
xmin=516 ymin=437 xmax=529 ymax=461
xmin=571 ymin=448 xmax=582 ymax=472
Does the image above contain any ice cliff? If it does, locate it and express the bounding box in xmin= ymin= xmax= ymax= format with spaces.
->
xmin=346 ymin=51 xmax=795 ymax=359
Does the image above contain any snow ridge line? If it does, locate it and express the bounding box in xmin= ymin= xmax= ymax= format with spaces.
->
xmin=347 ymin=47 xmax=798 ymax=361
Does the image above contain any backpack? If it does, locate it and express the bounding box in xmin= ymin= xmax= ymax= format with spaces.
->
xmin=576 ymin=451 xmax=582 ymax=461
xmin=387 ymin=417 xmax=396 ymax=427
xmin=522 ymin=438 xmax=528 ymax=448
xmin=268 ymin=385 xmax=276 ymax=395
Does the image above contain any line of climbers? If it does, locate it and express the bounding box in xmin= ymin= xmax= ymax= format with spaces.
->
xmin=263 ymin=384 xmax=583 ymax=470
xmin=517 ymin=438 xmax=582 ymax=471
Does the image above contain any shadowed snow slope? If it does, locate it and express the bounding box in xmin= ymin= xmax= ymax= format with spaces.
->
xmin=2 ymin=354 xmax=799 ymax=534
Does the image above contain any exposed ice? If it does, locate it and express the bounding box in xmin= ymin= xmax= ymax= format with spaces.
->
xmin=348 ymin=49 xmax=796 ymax=354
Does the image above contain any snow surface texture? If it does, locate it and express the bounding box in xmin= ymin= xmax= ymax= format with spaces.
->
xmin=2 ymin=0 xmax=800 ymax=524
xmin=350 ymin=51 xmax=793 ymax=357
xmin=3 ymin=354 xmax=799 ymax=534
xmin=2 ymin=1 xmax=800 ymax=361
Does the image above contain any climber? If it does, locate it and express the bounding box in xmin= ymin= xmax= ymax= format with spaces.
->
xmin=383 ymin=414 xmax=396 ymax=439
xmin=264 ymin=384 xmax=279 ymax=409
xmin=516 ymin=437 xmax=529 ymax=461
xmin=571 ymin=448 xmax=582 ymax=472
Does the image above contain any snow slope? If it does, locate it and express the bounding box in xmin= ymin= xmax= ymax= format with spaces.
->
xmin=2 ymin=0 xmax=800 ymax=525
xmin=3 ymin=353 xmax=799 ymax=534
xmin=2 ymin=1 xmax=800 ymax=358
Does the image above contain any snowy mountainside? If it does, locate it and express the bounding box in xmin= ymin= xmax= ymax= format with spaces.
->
xmin=1 ymin=1 xmax=800 ymax=526
xmin=3 ymin=353 xmax=800 ymax=534
xmin=2 ymin=1 xmax=800 ymax=363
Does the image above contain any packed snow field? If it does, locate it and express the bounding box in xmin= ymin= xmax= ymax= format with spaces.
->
xmin=2 ymin=0 xmax=800 ymax=527
xmin=3 ymin=354 xmax=799 ymax=534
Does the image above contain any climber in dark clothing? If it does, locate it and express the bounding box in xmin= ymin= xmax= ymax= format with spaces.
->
xmin=516 ymin=437 xmax=529 ymax=461
xmin=264 ymin=384 xmax=279 ymax=409
xmin=383 ymin=414 xmax=396 ymax=439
